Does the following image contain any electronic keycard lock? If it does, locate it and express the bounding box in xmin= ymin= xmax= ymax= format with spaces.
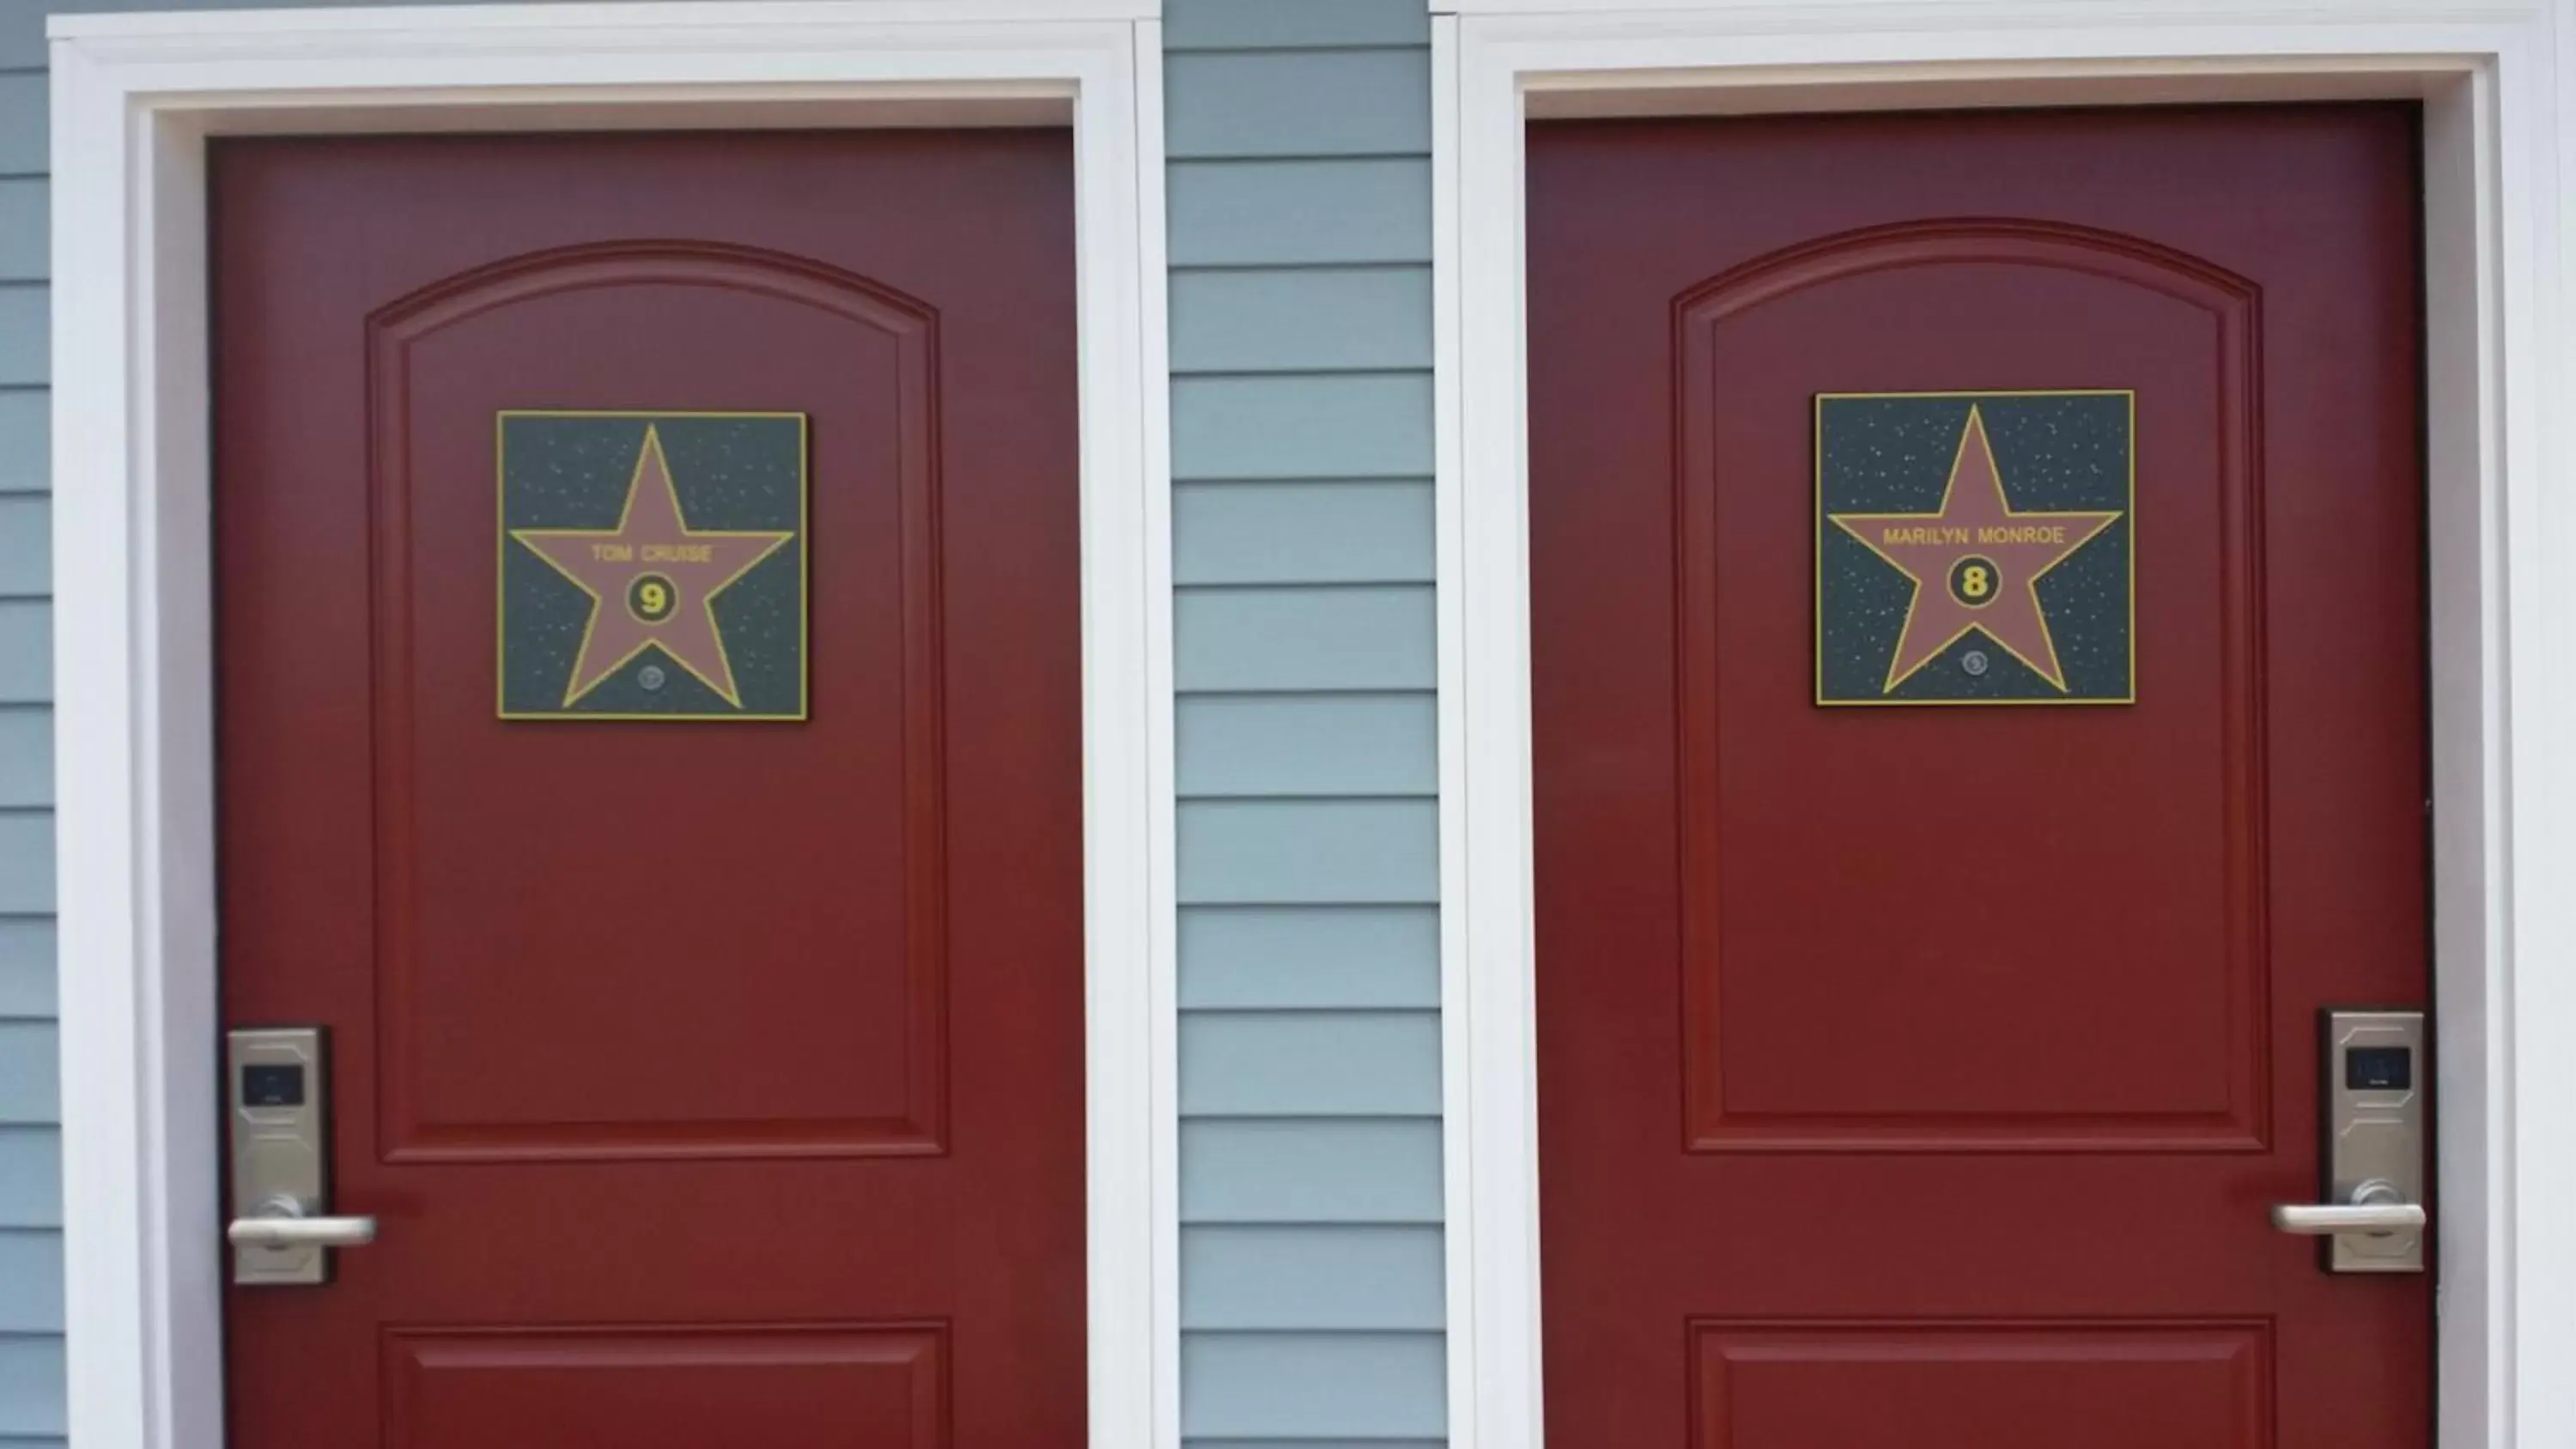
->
xmin=227 ymin=1027 xmax=376 ymax=1285
xmin=2270 ymin=1009 xmax=2427 ymax=1273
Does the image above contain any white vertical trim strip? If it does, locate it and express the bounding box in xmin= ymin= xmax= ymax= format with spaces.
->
xmin=2424 ymin=63 xmax=2509 ymax=1449
xmin=51 ymin=38 xmax=153 ymax=1449
xmin=46 ymin=10 xmax=1176 ymax=1449
xmin=1130 ymin=20 xmax=1182 ymax=1449
xmin=1452 ymin=16 xmax=1546 ymax=1449
xmin=1430 ymin=15 xmax=1477 ymax=1449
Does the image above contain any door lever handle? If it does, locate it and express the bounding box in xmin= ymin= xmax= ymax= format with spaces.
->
xmin=227 ymin=1194 xmax=377 ymax=1249
xmin=2270 ymin=1179 xmax=2425 ymax=1236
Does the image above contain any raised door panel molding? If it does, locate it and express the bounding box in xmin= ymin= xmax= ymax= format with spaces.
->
xmin=362 ymin=242 xmax=947 ymax=1163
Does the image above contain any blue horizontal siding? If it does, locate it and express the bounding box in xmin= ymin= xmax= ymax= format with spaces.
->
xmin=1176 ymin=481 xmax=1433 ymax=584
xmin=1181 ymin=905 xmax=1439 ymax=1008
xmin=0 ymin=1022 xmax=55 ymax=1124
xmin=0 ymin=606 xmax=45 ymax=704
xmin=1176 ymin=586 xmax=1434 ymax=694
xmin=1173 ymin=374 xmax=1434 ymax=479
xmin=1171 ymin=268 xmax=1432 ymax=373
xmin=1164 ymin=0 xmax=1427 ymax=52
xmin=0 ymin=393 xmax=43 ymax=494
xmin=1178 ymin=799 xmax=1437 ymax=905
xmin=0 ymin=714 xmax=46 ymax=809
xmin=1182 ymin=1332 xmax=1446 ymax=1440
xmin=1166 ymin=3 xmax=1442 ymax=1438
xmin=1182 ymin=1225 xmax=1444 ymax=1329
xmin=0 ymin=920 xmax=52 ymax=1019
xmin=1180 ymin=1119 xmax=1443 ymax=1222
xmin=0 ymin=293 xmax=41 ymax=390
xmin=0 ymin=1129 xmax=58 ymax=1228
xmin=0 ymin=184 xmax=39 ymax=282
xmin=1176 ymin=696 xmax=1436 ymax=797
xmin=1168 ymin=160 xmax=1431 ymax=266
xmin=1180 ymin=1011 xmax=1442 ymax=1116
xmin=0 ymin=499 xmax=46 ymax=596
xmin=0 ymin=816 xmax=47 ymax=916
xmin=0 ymin=1334 xmax=64 ymax=1436
xmin=0 ymin=77 xmax=40 ymax=179
xmin=1167 ymin=52 xmax=1431 ymax=161
xmin=0 ymin=1236 xmax=58 ymax=1334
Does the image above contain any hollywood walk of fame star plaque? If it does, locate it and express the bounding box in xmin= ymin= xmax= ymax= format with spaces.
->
xmin=1815 ymin=391 xmax=2134 ymax=706
xmin=498 ymin=411 xmax=807 ymax=721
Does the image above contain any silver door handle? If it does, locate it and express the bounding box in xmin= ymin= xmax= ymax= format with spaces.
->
xmin=227 ymin=1195 xmax=377 ymax=1249
xmin=2271 ymin=1179 xmax=2426 ymax=1236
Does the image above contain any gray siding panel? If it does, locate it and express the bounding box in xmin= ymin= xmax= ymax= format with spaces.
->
xmin=0 ymin=1022 xmax=56 ymax=1124
xmin=1166 ymin=4 xmax=1441 ymax=1439
xmin=1167 ymin=52 xmax=1430 ymax=161
xmin=0 ymin=182 xmax=41 ymax=282
xmin=0 ymin=1128 xmax=60 ymax=1228
xmin=0 ymin=712 xmax=48 ymax=809
xmin=1179 ymin=1119 xmax=1443 ymax=1222
xmin=1178 ymin=799 xmax=1437 ymax=905
xmin=0 ymin=1335 xmax=64 ymax=1436
xmin=1182 ymin=1332 xmax=1446 ymax=1440
xmin=0 ymin=499 xmax=46 ymax=596
xmin=1173 ymin=373 xmax=1434 ymax=479
xmin=1168 ymin=159 xmax=1431 ymax=266
xmin=1180 ymin=905 xmax=1438 ymax=1009
xmin=1176 ymin=481 xmax=1432 ymax=585
xmin=1179 ymin=1011 xmax=1442 ymax=1116
xmin=1164 ymin=0 xmax=1427 ymax=52
xmin=0 ymin=604 xmax=46 ymax=703
xmin=0 ymin=76 xmax=41 ymax=178
xmin=1176 ymin=585 xmax=1434 ymax=694
xmin=0 ymin=1235 xmax=59 ymax=1333
xmin=1176 ymin=695 xmax=1436 ymax=797
xmin=0 ymin=815 xmax=48 ymax=916
xmin=0 ymin=392 xmax=44 ymax=494
xmin=0 ymin=293 xmax=42 ymax=390
xmin=1170 ymin=268 xmax=1432 ymax=373
xmin=0 ymin=920 xmax=52 ymax=1019
xmin=1182 ymin=1225 xmax=1444 ymax=1330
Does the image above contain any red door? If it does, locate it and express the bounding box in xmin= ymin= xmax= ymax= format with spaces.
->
xmin=1529 ymin=107 xmax=2427 ymax=1447
xmin=214 ymin=131 xmax=1083 ymax=1446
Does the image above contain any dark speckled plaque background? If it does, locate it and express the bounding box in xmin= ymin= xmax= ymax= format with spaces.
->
xmin=499 ymin=412 xmax=807 ymax=719
xmin=1815 ymin=391 xmax=2132 ymax=705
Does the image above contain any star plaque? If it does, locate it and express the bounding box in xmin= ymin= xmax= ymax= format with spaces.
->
xmin=498 ymin=411 xmax=808 ymax=720
xmin=1815 ymin=391 xmax=2134 ymax=706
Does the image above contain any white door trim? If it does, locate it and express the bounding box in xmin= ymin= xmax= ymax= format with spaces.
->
xmin=1430 ymin=5 xmax=2572 ymax=1449
xmin=45 ymin=6 xmax=1177 ymax=1449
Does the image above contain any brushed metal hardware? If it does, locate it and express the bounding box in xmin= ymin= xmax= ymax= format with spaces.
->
xmin=2271 ymin=1179 xmax=2427 ymax=1236
xmin=228 ymin=1194 xmax=379 ymax=1250
xmin=228 ymin=1026 xmax=367 ymax=1285
xmin=2275 ymin=1009 xmax=2427 ymax=1272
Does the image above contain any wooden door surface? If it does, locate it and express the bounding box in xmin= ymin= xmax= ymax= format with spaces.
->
xmin=214 ymin=130 xmax=1083 ymax=1448
xmin=1528 ymin=105 xmax=2428 ymax=1449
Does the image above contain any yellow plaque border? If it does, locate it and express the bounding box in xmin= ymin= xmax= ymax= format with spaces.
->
xmin=495 ymin=409 xmax=811 ymax=723
xmin=1813 ymin=388 xmax=2137 ymax=708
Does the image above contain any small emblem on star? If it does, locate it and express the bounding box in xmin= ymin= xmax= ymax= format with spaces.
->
xmin=497 ymin=411 xmax=809 ymax=721
xmin=1815 ymin=391 xmax=2135 ymax=706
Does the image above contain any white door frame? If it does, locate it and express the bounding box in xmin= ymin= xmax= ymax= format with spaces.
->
xmin=44 ymin=6 xmax=1177 ymax=1449
xmin=1431 ymin=4 xmax=2573 ymax=1448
